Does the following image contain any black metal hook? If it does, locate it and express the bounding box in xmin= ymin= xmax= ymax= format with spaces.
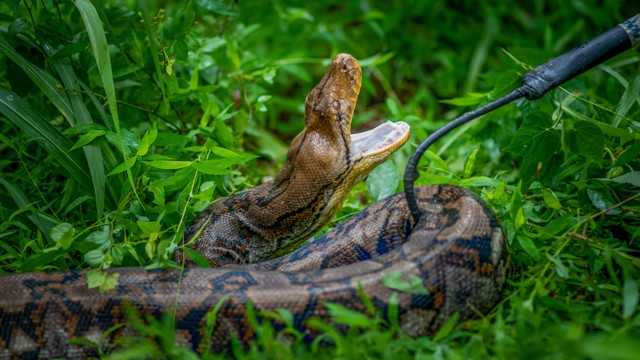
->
xmin=404 ymin=14 xmax=640 ymax=223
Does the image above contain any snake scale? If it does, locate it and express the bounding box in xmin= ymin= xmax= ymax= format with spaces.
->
xmin=0 ymin=54 xmax=508 ymax=359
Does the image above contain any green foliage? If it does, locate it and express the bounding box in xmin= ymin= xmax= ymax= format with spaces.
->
xmin=1 ymin=0 xmax=639 ymax=359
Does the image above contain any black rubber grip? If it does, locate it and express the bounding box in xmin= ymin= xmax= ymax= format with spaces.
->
xmin=521 ymin=14 xmax=640 ymax=100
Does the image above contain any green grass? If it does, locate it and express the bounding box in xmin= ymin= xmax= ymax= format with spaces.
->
xmin=1 ymin=0 xmax=639 ymax=358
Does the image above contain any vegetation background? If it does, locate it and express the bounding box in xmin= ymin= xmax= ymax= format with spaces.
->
xmin=1 ymin=0 xmax=639 ymax=358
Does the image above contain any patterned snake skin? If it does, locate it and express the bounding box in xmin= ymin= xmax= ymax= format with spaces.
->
xmin=0 ymin=55 xmax=508 ymax=359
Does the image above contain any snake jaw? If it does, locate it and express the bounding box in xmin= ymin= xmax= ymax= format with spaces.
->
xmin=351 ymin=121 xmax=411 ymax=160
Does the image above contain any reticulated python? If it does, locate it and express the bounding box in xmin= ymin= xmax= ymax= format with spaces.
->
xmin=0 ymin=54 xmax=508 ymax=359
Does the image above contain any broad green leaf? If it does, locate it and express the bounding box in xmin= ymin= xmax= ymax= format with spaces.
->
xmin=460 ymin=176 xmax=502 ymax=188
xmin=542 ymin=189 xmax=563 ymax=210
xmin=50 ymin=223 xmax=75 ymax=250
xmin=565 ymin=121 xmax=604 ymax=160
xmin=587 ymin=188 xmax=621 ymax=215
xmin=87 ymin=269 xmax=119 ymax=291
xmin=380 ymin=272 xmax=430 ymax=295
xmin=21 ymin=249 xmax=68 ymax=272
xmin=144 ymin=160 xmax=192 ymax=170
xmin=137 ymin=221 xmax=161 ymax=236
xmin=423 ymin=150 xmax=449 ymax=173
xmin=191 ymin=162 xmax=234 ymax=175
xmin=612 ymin=172 xmax=640 ymax=187
xmin=108 ymin=156 xmax=138 ymax=176
xmin=183 ymin=248 xmax=212 ymax=268
xmin=84 ymin=249 xmax=105 ymax=266
xmin=516 ymin=234 xmax=540 ymax=261
xmin=70 ymin=130 xmax=106 ymax=151
xmin=137 ymin=125 xmax=158 ymax=156
xmin=325 ymin=303 xmax=375 ymax=328
xmin=366 ymin=161 xmax=399 ymax=201
xmin=539 ymin=213 xmax=576 ymax=240
xmin=504 ymin=111 xmax=560 ymax=162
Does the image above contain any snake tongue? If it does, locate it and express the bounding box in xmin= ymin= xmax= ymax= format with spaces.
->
xmin=351 ymin=121 xmax=411 ymax=157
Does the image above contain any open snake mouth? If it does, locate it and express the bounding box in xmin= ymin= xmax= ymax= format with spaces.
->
xmin=351 ymin=120 xmax=411 ymax=158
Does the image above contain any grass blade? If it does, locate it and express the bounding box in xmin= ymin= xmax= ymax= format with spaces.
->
xmin=0 ymin=173 xmax=52 ymax=240
xmin=50 ymin=56 xmax=109 ymax=215
xmin=0 ymin=87 xmax=91 ymax=187
xmin=0 ymin=37 xmax=74 ymax=122
xmin=74 ymin=0 xmax=140 ymax=203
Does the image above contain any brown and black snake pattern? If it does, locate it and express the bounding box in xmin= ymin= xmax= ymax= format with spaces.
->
xmin=0 ymin=55 xmax=508 ymax=359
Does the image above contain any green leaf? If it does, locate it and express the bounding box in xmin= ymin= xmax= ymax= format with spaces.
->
xmin=504 ymin=111 xmax=560 ymax=162
xmin=565 ymin=121 xmax=604 ymax=160
xmin=516 ymin=234 xmax=540 ymax=261
xmin=463 ymin=146 xmax=478 ymax=178
xmin=587 ymin=188 xmax=621 ymax=215
xmin=137 ymin=125 xmax=158 ymax=156
xmin=108 ymin=156 xmax=138 ymax=176
xmin=614 ymin=140 xmax=640 ymax=167
xmin=0 ymin=87 xmax=91 ymax=187
xmin=546 ymin=254 xmax=569 ymax=279
xmin=70 ymin=130 xmax=106 ymax=151
xmin=366 ymin=161 xmax=399 ymax=201
xmin=191 ymin=162 xmax=234 ymax=175
xmin=225 ymin=33 xmax=241 ymax=69
xmin=183 ymin=248 xmax=212 ymax=268
xmin=539 ymin=213 xmax=576 ymax=240
xmin=86 ymin=269 xmax=119 ymax=291
xmin=75 ymin=0 xmax=139 ymax=202
xmin=433 ymin=311 xmax=459 ymax=342
xmin=0 ymin=173 xmax=52 ymax=239
xmin=542 ymin=189 xmax=563 ymax=210
xmin=325 ymin=303 xmax=375 ymax=328
xmin=613 ymin=73 xmax=640 ymax=127
xmin=144 ymin=160 xmax=192 ymax=170
xmin=0 ymin=37 xmax=74 ymax=121
xmin=380 ymin=272 xmax=430 ymax=295
xmin=84 ymin=249 xmax=105 ymax=266
xmin=423 ymin=150 xmax=449 ymax=173
xmin=612 ymin=172 xmax=640 ymax=187
xmin=50 ymin=55 xmax=108 ymax=216
xmin=50 ymin=223 xmax=75 ymax=250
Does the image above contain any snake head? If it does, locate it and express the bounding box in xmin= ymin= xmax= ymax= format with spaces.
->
xmin=296 ymin=53 xmax=410 ymax=183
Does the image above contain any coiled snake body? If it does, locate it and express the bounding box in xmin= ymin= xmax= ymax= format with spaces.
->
xmin=0 ymin=54 xmax=508 ymax=359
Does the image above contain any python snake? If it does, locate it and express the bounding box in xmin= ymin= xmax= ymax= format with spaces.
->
xmin=0 ymin=54 xmax=508 ymax=359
